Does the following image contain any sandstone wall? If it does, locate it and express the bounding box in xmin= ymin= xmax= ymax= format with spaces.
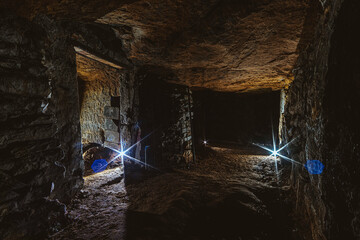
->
xmin=281 ymin=0 xmax=360 ymax=239
xmin=0 ymin=13 xmax=83 ymax=238
xmin=77 ymin=53 xmax=122 ymax=145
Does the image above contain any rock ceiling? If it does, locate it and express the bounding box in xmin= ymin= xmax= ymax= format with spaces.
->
xmin=97 ymin=0 xmax=310 ymax=92
xmin=1 ymin=0 xmax=313 ymax=92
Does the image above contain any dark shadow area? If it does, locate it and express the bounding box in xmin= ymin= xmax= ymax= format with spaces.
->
xmin=193 ymin=90 xmax=280 ymax=147
xmin=124 ymin=145 xmax=296 ymax=240
xmin=137 ymin=71 xmax=194 ymax=170
xmin=322 ymin=0 xmax=360 ymax=238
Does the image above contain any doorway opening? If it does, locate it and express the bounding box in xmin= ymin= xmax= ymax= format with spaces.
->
xmin=75 ymin=47 xmax=124 ymax=176
xmin=193 ymin=90 xmax=281 ymax=151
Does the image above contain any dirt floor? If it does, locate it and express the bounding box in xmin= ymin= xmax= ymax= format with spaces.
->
xmin=51 ymin=146 xmax=297 ymax=240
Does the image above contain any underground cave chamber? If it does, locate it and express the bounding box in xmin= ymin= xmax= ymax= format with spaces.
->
xmin=1 ymin=0 xmax=360 ymax=239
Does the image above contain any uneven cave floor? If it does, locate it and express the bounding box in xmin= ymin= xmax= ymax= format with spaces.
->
xmin=51 ymin=146 xmax=298 ymax=240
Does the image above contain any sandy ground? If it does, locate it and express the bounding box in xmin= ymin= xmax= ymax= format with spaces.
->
xmin=51 ymin=167 xmax=127 ymax=240
xmin=52 ymin=146 xmax=295 ymax=240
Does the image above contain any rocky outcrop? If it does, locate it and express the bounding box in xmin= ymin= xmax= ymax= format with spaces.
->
xmin=281 ymin=0 xmax=360 ymax=239
xmin=0 ymin=13 xmax=83 ymax=238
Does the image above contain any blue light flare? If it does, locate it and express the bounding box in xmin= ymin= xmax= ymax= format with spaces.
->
xmin=305 ymin=160 xmax=324 ymax=174
xmin=91 ymin=159 xmax=108 ymax=173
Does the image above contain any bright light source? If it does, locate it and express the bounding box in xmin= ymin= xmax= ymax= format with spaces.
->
xmin=104 ymin=132 xmax=159 ymax=172
xmin=252 ymin=123 xmax=302 ymax=182
xmin=271 ymin=150 xmax=278 ymax=157
xmin=203 ymin=140 xmax=207 ymax=145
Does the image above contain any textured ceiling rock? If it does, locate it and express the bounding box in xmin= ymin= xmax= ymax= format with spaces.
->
xmin=76 ymin=53 xmax=121 ymax=83
xmin=0 ymin=0 xmax=138 ymax=21
xmin=97 ymin=0 xmax=310 ymax=92
xmin=71 ymin=22 xmax=131 ymax=68
xmin=1 ymin=0 xmax=313 ymax=92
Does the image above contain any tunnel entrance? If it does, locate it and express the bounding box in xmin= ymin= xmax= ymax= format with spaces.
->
xmin=75 ymin=47 xmax=124 ymax=176
xmin=193 ymin=90 xmax=281 ymax=150
xmin=118 ymin=89 xmax=295 ymax=240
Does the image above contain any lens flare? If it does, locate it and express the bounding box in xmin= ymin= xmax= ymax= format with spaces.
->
xmin=305 ymin=160 xmax=324 ymax=174
xmin=91 ymin=131 xmax=159 ymax=173
xmin=106 ymin=132 xmax=159 ymax=171
xmin=91 ymin=159 xmax=108 ymax=173
xmin=253 ymin=124 xmax=301 ymax=181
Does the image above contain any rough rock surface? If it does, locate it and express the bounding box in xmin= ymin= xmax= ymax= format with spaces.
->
xmin=50 ymin=167 xmax=127 ymax=240
xmin=97 ymin=0 xmax=310 ymax=92
xmin=0 ymin=13 xmax=83 ymax=238
xmin=77 ymin=53 xmax=122 ymax=145
xmin=4 ymin=0 xmax=358 ymax=239
xmin=138 ymin=72 xmax=194 ymax=169
xmin=72 ymin=23 xmax=131 ymax=68
xmin=51 ymin=146 xmax=295 ymax=240
xmin=281 ymin=0 xmax=360 ymax=239
xmin=0 ymin=0 xmax=137 ymax=21
xmin=1 ymin=0 xmax=315 ymax=93
xmin=77 ymin=49 xmax=140 ymax=149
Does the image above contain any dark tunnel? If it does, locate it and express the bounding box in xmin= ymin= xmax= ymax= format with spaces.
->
xmin=193 ymin=90 xmax=280 ymax=147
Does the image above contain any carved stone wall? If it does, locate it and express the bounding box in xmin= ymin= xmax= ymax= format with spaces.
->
xmin=281 ymin=0 xmax=360 ymax=239
xmin=0 ymin=12 xmax=83 ymax=238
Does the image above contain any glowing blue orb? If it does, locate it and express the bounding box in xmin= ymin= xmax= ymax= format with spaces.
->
xmin=91 ymin=159 xmax=108 ymax=173
xmin=305 ymin=160 xmax=324 ymax=174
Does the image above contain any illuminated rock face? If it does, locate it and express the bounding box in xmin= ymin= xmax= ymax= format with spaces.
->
xmin=2 ymin=0 xmax=312 ymax=92
xmin=97 ymin=0 xmax=309 ymax=92
xmin=77 ymin=54 xmax=122 ymax=146
xmin=281 ymin=0 xmax=360 ymax=239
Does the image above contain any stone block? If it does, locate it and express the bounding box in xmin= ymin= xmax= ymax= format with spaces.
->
xmin=104 ymin=141 xmax=120 ymax=150
xmin=120 ymin=113 xmax=129 ymax=125
xmin=104 ymin=130 xmax=120 ymax=143
xmin=104 ymin=106 xmax=119 ymax=119
xmin=104 ymin=119 xmax=118 ymax=131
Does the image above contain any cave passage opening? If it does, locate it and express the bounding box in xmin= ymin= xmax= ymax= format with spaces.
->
xmin=75 ymin=47 xmax=124 ymax=176
xmin=193 ymin=90 xmax=281 ymax=153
